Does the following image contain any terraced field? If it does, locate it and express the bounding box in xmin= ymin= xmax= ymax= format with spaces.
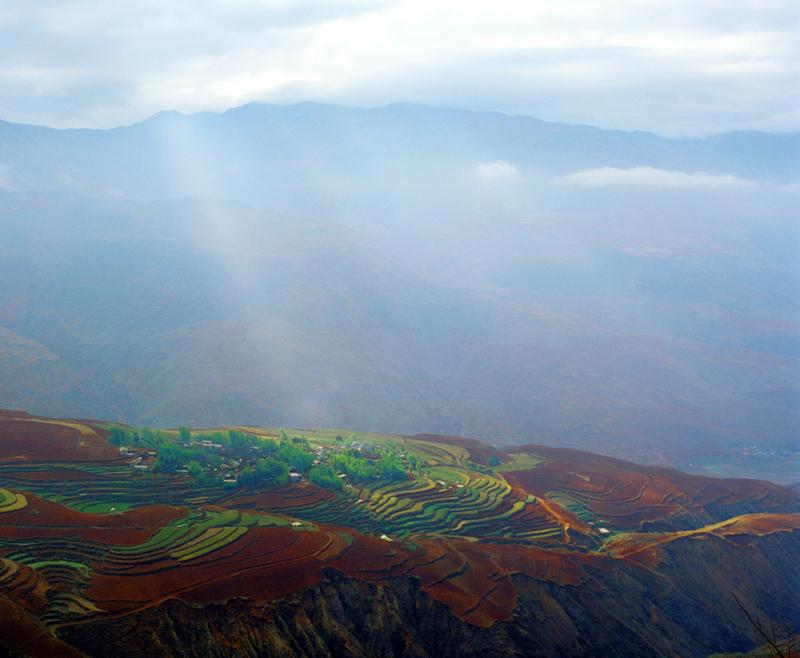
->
xmin=224 ymin=437 xmax=567 ymax=542
xmin=0 ymin=463 xmax=223 ymax=513
xmin=604 ymin=512 xmax=800 ymax=566
xmin=0 ymin=410 xmax=798 ymax=654
xmin=0 ymin=411 xmax=119 ymax=463
xmin=504 ymin=445 xmax=797 ymax=531
xmin=0 ymin=488 xmax=26 ymax=513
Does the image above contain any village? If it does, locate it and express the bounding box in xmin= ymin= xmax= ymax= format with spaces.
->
xmin=114 ymin=427 xmax=411 ymax=490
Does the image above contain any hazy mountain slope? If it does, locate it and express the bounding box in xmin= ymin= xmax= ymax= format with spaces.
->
xmin=0 ymin=103 xmax=797 ymax=471
xmin=0 ymin=192 xmax=796 ymax=470
xmin=0 ymin=327 xmax=124 ymax=418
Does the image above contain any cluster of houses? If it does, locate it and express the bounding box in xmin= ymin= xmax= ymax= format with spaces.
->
xmin=119 ymin=446 xmax=158 ymax=471
xmin=120 ymin=435 xmax=395 ymax=486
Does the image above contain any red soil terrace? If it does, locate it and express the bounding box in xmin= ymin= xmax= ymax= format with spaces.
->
xmin=0 ymin=411 xmax=118 ymax=463
xmin=506 ymin=444 xmax=795 ymax=528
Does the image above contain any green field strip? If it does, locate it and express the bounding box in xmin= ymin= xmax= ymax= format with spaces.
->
xmin=452 ymin=500 xmax=528 ymax=533
xmin=381 ymin=498 xmax=423 ymax=521
xmin=0 ymin=471 xmax=226 ymax=513
xmin=0 ymin=488 xmax=27 ymax=512
xmin=517 ymin=527 xmax=563 ymax=540
xmin=372 ymin=495 xmax=402 ymax=516
xmin=166 ymin=527 xmax=229 ymax=557
xmin=496 ymin=452 xmax=545 ymax=472
xmin=71 ymin=501 xmax=135 ymax=514
xmin=385 ymin=496 xmax=469 ymax=527
xmin=201 ymin=510 xmax=241 ymax=527
xmin=546 ymin=491 xmax=594 ymax=523
xmin=383 ymin=488 xmax=522 ymax=536
xmin=0 ymin=559 xmax=21 ymax=584
xmin=386 ymin=497 xmax=460 ymax=528
xmin=171 ymin=526 xmax=249 ymax=561
xmin=364 ymin=478 xmax=438 ymax=506
xmin=364 ymin=480 xmax=420 ymax=498
xmin=110 ymin=526 xmax=197 ymax=556
xmin=391 ymin=505 xmax=460 ymax=534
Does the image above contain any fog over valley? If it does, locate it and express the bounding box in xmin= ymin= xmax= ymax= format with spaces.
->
xmin=1 ymin=102 xmax=797 ymax=479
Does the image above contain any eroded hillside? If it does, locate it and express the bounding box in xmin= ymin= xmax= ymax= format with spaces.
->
xmin=0 ymin=410 xmax=798 ymax=657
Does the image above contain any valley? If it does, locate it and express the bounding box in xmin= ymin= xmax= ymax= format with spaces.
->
xmin=1 ymin=104 xmax=798 ymax=477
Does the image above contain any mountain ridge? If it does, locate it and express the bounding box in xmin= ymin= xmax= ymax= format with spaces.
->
xmin=4 ymin=100 xmax=800 ymax=142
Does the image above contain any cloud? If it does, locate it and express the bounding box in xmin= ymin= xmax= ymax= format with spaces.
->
xmin=472 ymin=160 xmax=521 ymax=182
xmin=557 ymin=166 xmax=759 ymax=189
xmin=0 ymin=0 xmax=798 ymax=133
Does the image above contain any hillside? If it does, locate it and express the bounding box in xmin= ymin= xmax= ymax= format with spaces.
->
xmin=0 ymin=103 xmax=798 ymax=476
xmin=0 ymin=410 xmax=798 ymax=657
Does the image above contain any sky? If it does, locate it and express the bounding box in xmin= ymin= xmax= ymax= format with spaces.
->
xmin=0 ymin=0 xmax=798 ymax=135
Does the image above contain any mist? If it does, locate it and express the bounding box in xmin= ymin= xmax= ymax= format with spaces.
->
xmin=0 ymin=102 xmax=798 ymax=478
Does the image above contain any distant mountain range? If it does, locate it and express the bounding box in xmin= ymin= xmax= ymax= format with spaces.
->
xmin=1 ymin=102 xmax=798 ymax=212
xmin=0 ymin=102 xmax=797 ymax=475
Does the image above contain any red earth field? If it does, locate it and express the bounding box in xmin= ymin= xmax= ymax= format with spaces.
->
xmin=0 ymin=411 xmax=798 ymax=653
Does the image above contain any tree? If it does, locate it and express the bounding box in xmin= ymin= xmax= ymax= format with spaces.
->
xmin=187 ymin=460 xmax=203 ymax=479
xmin=330 ymin=453 xmax=375 ymax=482
xmin=379 ymin=454 xmax=407 ymax=481
xmin=140 ymin=428 xmax=156 ymax=446
xmin=239 ymin=458 xmax=289 ymax=488
xmin=152 ymin=444 xmax=187 ymax=473
xmin=291 ymin=436 xmax=309 ymax=448
xmin=108 ymin=427 xmax=129 ymax=446
xmin=733 ymin=593 xmax=797 ymax=658
xmin=276 ymin=441 xmax=313 ymax=472
xmin=178 ymin=426 xmax=191 ymax=443
xmin=309 ymin=466 xmax=344 ymax=491
xmin=228 ymin=430 xmax=253 ymax=455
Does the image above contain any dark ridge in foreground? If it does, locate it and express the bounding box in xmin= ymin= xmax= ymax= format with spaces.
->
xmin=62 ymin=531 xmax=800 ymax=658
xmin=0 ymin=410 xmax=798 ymax=657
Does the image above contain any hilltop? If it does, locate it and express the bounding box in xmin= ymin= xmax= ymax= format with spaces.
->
xmin=0 ymin=410 xmax=798 ymax=656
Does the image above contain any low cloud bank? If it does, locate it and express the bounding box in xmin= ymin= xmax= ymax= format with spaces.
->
xmin=557 ymin=166 xmax=757 ymax=189
xmin=472 ymin=160 xmax=522 ymax=182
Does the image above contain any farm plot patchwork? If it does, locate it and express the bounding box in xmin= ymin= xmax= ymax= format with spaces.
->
xmin=2 ymin=411 xmax=799 ymax=647
xmin=354 ymin=472 xmax=531 ymax=538
xmin=0 ymin=463 xmax=224 ymax=513
xmin=0 ymin=415 xmax=592 ymax=545
xmin=0 ymin=500 xmax=316 ymax=626
xmin=503 ymin=445 xmax=799 ymax=532
xmin=8 ymin=490 xmax=795 ymax=635
xmin=603 ymin=512 xmax=800 ymax=569
xmin=217 ymin=438 xmax=567 ymax=542
xmin=324 ymin=437 xmax=566 ymax=540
